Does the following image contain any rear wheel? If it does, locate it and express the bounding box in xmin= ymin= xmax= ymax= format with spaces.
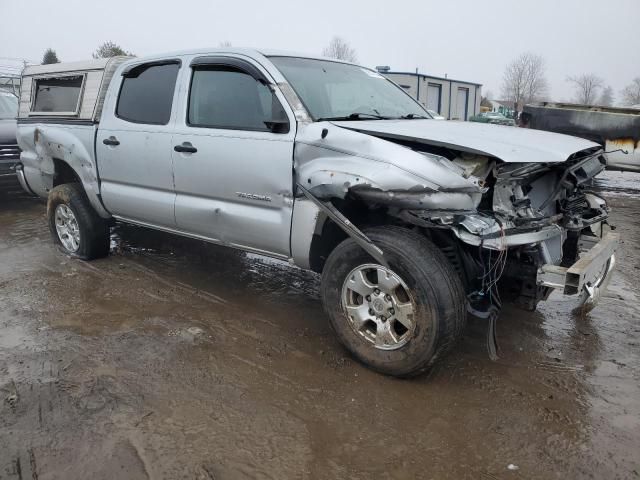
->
xmin=320 ymin=226 xmax=466 ymax=377
xmin=47 ymin=183 xmax=110 ymax=260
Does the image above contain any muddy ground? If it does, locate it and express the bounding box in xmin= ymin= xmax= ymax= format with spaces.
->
xmin=1 ymin=173 xmax=639 ymax=480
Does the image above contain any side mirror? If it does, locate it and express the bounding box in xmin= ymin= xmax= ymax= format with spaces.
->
xmin=264 ymin=120 xmax=289 ymax=134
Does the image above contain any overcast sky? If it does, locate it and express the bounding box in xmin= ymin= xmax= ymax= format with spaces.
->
xmin=1 ymin=0 xmax=638 ymax=101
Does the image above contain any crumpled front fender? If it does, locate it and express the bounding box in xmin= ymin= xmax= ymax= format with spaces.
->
xmin=294 ymin=122 xmax=484 ymax=213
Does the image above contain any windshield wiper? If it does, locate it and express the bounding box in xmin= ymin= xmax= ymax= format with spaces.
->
xmin=316 ymin=112 xmax=391 ymax=122
xmin=399 ymin=113 xmax=430 ymax=119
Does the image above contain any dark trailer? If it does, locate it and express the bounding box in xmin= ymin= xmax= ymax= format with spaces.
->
xmin=522 ymin=102 xmax=640 ymax=173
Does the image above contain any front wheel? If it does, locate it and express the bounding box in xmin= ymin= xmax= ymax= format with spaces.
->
xmin=47 ymin=183 xmax=110 ymax=260
xmin=320 ymin=226 xmax=466 ymax=377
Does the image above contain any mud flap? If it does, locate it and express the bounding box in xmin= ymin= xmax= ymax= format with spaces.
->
xmin=486 ymin=308 xmax=500 ymax=361
xmin=468 ymin=301 xmax=501 ymax=361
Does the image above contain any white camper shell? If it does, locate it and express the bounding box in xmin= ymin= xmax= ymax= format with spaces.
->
xmin=19 ymin=57 xmax=129 ymax=121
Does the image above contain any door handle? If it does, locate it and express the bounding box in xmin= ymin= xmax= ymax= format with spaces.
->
xmin=102 ymin=136 xmax=120 ymax=146
xmin=174 ymin=142 xmax=197 ymax=154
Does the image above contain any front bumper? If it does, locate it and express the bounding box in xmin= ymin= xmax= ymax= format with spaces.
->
xmin=537 ymin=232 xmax=619 ymax=295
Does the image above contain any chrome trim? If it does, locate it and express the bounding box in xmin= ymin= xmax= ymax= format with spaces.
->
xmin=579 ymin=254 xmax=615 ymax=309
xmin=14 ymin=164 xmax=35 ymax=195
xmin=0 ymin=144 xmax=21 ymax=160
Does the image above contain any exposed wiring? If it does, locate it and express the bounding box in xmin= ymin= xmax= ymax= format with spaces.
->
xmin=477 ymin=219 xmax=508 ymax=307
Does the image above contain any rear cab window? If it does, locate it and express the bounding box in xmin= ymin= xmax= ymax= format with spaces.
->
xmin=116 ymin=62 xmax=180 ymax=125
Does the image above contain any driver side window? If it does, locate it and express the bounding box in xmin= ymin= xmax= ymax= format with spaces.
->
xmin=188 ymin=67 xmax=288 ymax=132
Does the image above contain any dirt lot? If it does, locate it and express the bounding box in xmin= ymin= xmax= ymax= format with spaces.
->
xmin=1 ymin=173 xmax=639 ymax=480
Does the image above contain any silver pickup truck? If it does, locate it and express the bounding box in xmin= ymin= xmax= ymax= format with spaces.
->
xmin=16 ymin=49 xmax=618 ymax=377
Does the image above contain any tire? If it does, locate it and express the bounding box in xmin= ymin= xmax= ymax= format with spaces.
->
xmin=321 ymin=226 xmax=466 ymax=377
xmin=47 ymin=183 xmax=110 ymax=260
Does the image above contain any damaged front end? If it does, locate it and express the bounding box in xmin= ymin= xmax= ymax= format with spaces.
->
xmin=393 ymin=147 xmax=615 ymax=312
xmin=296 ymin=122 xmax=617 ymax=313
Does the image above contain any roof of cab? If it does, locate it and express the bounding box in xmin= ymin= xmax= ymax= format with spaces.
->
xmin=116 ymin=47 xmax=359 ymax=66
xmin=20 ymin=48 xmax=361 ymax=78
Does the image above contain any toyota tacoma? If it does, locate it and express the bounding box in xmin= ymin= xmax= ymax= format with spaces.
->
xmin=16 ymin=50 xmax=618 ymax=377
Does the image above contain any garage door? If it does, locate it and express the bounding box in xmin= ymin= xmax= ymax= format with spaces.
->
xmin=427 ymin=83 xmax=441 ymax=114
xmin=456 ymin=87 xmax=469 ymax=120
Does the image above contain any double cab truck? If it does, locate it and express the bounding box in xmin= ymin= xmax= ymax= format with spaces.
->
xmin=16 ymin=49 xmax=618 ymax=377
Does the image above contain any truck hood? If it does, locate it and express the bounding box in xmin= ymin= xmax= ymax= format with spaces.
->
xmin=332 ymin=119 xmax=600 ymax=163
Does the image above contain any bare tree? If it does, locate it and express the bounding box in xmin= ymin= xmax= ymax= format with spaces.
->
xmin=219 ymin=41 xmax=232 ymax=47
xmin=322 ymin=37 xmax=357 ymax=63
xmin=500 ymin=53 xmax=548 ymax=110
xmin=92 ymin=41 xmax=134 ymax=59
xmin=620 ymin=77 xmax=640 ymax=106
xmin=41 ymin=48 xmax=60 ymax=65
xmin=599 ymin=85 xmax=614 ymax=106
xmin=566 ymin=73 xmax=604 ymax=105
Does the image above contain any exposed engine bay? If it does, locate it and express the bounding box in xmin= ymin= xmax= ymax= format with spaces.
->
xmin=379 ymin=145 xmax=609 ymax=312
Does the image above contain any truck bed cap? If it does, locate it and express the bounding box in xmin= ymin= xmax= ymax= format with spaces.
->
xmin=22 ymin=57 xmax=129 ymax=77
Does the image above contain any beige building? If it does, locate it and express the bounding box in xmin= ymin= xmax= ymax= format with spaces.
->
xmin=380 ymin=69 xmax=481 ymax=121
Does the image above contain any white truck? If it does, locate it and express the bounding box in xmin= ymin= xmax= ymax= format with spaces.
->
xmin=16 ymin=49 xmax=618 ymax=377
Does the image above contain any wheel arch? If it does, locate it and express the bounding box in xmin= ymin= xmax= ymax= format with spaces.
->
xmin=50 ymin=157 xmax=111 ymax=220
xmin=291 ymin=192 xmax=396 ymax=274
xmin=20 ymin=124 xmax=111 ymax=219
xmin=292 ymin=191 xmax=473 ymax=297
xmin=52 ymin=157 xmax=82 ymax=186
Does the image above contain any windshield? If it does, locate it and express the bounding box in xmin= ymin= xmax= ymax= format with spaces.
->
xmin=270 ymin=57 xmax=430 ymax=121
xmin=0 ymin=93 xmax=18 ymax=119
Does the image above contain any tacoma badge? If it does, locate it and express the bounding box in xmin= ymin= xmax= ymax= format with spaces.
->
xmin=236 ymin=192 xmax=272 ymax=202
